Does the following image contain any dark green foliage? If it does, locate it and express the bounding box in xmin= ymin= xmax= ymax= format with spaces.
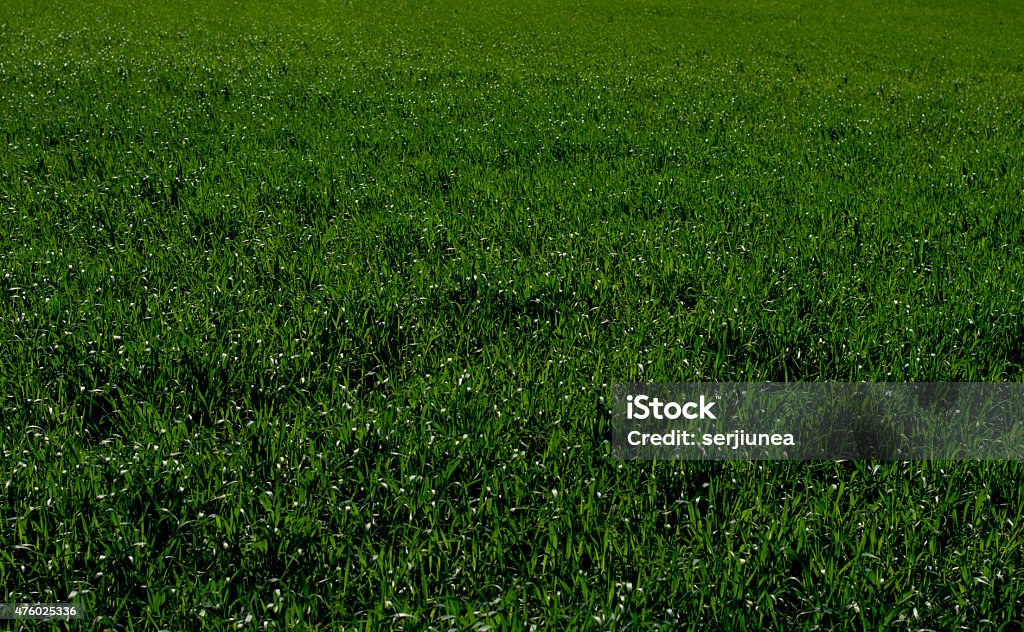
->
xmin=2 ymin=0 xmax=1023 ymax=628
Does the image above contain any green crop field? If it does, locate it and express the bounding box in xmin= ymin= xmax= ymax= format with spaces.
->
xmin=2 ymin=0 xmax=1023 ymax=628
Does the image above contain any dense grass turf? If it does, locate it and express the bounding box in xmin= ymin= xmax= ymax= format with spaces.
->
xmin=2 ymin=0 xmax=1024 ymax=628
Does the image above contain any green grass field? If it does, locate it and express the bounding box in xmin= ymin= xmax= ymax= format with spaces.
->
xmin=2 ymin=0 xmax=1024 ymax=628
